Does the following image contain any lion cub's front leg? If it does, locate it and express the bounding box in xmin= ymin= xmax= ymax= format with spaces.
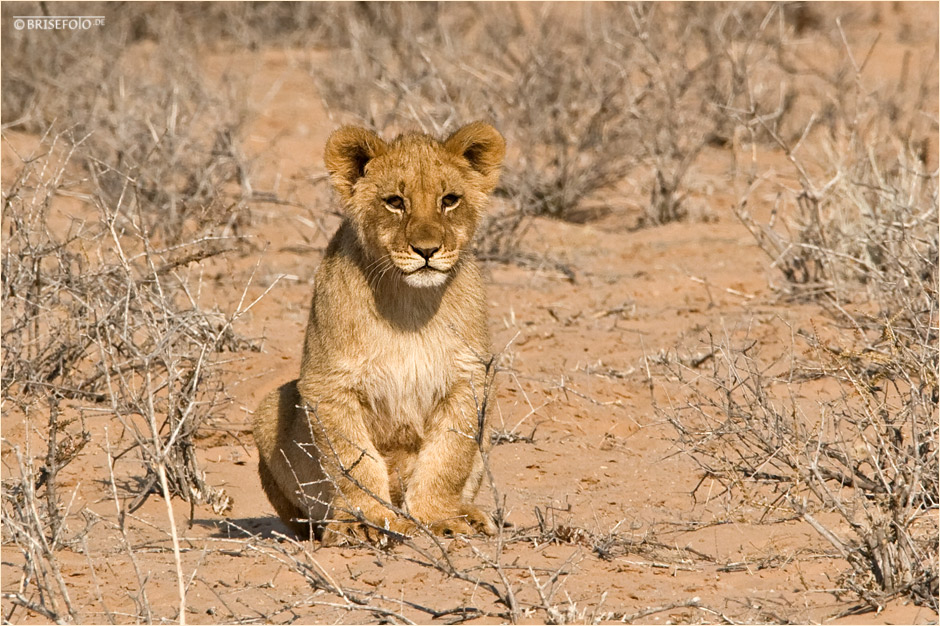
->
xmin=300 ymin=387 xmax=405 ymax=545
xmin=405 ymin=383 xmax=496 ymax=537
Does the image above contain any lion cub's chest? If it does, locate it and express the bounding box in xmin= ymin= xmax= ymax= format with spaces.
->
xmin=356 ymin=328 xmax=473 ymax=446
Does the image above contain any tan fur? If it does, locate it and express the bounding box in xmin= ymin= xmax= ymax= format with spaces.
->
xmin=252 ymin=122 xmax=505 ymax=543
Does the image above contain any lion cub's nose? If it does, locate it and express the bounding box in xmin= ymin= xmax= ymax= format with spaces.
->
xmin=410 ymin=244 xmax=440 ymax=260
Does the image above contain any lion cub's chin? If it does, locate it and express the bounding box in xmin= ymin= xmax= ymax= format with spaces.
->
xmin=403 ymin=268 xmax=449 ymax=288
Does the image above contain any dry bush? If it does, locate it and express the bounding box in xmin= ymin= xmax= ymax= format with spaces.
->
xmin=2 ymin=0 xmax=272 ymax=514
xmin=742 ymin=147 xmax=937 ymax=344
xmin=473 ymin=6 xmax=643 ymax=222
xmin=626 ymin=2 xmax=802 ymax=226
xmin=1 ymin=2 xmax=337 ymax=122
xmin=728 ymin=2 xmax=938 ymax=307
xmin=735 ymin=122 xmax=938 ymax=310
xmin=662 ymin=316 xmax=938 ymax=610
xmin=1 ymin=6 xmax=262 ymax=613
xmin=76 ymin=70 xmax=251 ymax=244
xmin=2 ymin=2 xmax=256 ymax=243
xmin=663 ymin=15 xmax=938 ymax=611
xmin=310 ymin=1 xmax=841 ymax=254
xmin=2 ymin=449 xmax=77 ymax=623
xmin=2 ymin=131 xmax=249 ymax=409
xmin=124 ymin=2 xmax=337 ymax=50
xmin=1 ymin=396 xmax=89 ymax=624
xmin=313 ymin=3 xmax=647 ymax=224
xmin=1 ymin=123 xmax=262 ymax=619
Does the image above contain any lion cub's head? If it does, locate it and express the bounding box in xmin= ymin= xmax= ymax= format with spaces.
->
xmin=324 ymin=122 xmax=505 ymax=288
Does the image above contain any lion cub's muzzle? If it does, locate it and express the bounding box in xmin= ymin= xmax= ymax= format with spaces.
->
xmin=393 ymin=243 xmax=457 ymax=288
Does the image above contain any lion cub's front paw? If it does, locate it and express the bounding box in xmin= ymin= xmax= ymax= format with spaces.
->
xmin=458 ymin=504 xmax=497 ymax=536
xmin=428 ymin=517 xmax=476 ymax=538
xmin=418 ymin=504 xmax=496 ymax=538
xmin=320 ymin=520 xmax=373 ymax=546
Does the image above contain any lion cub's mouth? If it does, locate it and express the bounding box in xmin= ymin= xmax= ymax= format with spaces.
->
xmin=402 ymin=266 xmax=449 ymax=288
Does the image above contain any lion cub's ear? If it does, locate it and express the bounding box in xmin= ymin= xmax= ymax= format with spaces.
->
xmin=324 ymin=126 xmax=388 ymax=201
xmin=444 ymin=122 xmax=506 ymax=193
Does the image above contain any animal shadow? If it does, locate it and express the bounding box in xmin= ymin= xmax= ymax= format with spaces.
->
xmin=191 ymin=515 xmax=297 ymax=541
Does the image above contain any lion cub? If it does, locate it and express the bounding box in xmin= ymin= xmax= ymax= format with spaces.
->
xmin=252 ymin=122 xmax=505 ymax=544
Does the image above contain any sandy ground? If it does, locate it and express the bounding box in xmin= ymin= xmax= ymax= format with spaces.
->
xmin=2 ymin=3 xmax=938 ymax=624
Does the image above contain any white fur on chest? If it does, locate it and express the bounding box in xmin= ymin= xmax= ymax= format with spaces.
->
xmin=354 ymin=328 xmax=476 ymax=440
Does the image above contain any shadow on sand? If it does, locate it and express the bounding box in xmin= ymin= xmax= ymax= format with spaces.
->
xmin=190 ymin=516 xmax=294 ymax=541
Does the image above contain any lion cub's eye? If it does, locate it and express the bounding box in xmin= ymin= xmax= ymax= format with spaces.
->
xmin=384 ymin=195 xmax=406 ymax=212
xmin=441 ymin=194 xmax=461 ymax=212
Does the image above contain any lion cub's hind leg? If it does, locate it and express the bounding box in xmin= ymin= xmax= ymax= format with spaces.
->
xmin=258 ymin=456 xmax=314 ymax=538
xmin=252 ymin=380 xmax=331 ymax=540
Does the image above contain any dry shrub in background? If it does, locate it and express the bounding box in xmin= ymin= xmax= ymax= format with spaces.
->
xmin=313 ymin=2 xmax=650 ymax=230
xmin=2 ymin=3 xmax=258 ymax=243
xmin=733 ymin=102 xmax=938 ymax=311
xmin=663 ymin=25 xmax=938 ymax=610
xmin=312 ymin=2 xmax=828 ymax=236
xmin=1 ymin=2 xmax=338 ymax=125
